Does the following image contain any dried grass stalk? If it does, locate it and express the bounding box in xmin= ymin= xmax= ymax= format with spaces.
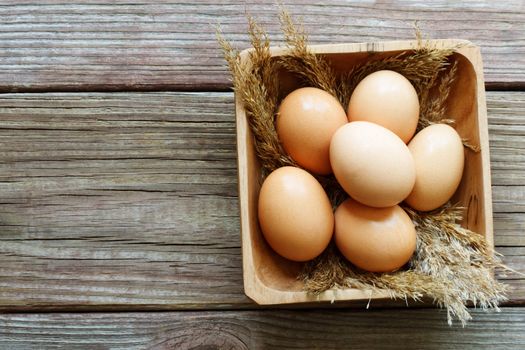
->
xmin=419 ymin=60 xmax=458 ymax=129
xmin=301 ymin=205 xmax=507 ymax=326
xmin=406 ymin=205 xmax=508 ymax=325
xmin=217 ymin=7 xmax=507 ymax=326
xmin=278 ymin=7 xmax=345 ymax=104
xmin=217 ymin=21 xmax=295 ymax=175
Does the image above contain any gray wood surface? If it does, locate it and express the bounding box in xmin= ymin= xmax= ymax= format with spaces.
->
xmin=1 ymin=1 xmax=524 ymax=346
xmin=0 ymin=91 xmax=523 ymax=310
xmin=0 ymin=309 xmax=524 ymax=349
xmin=0 ymin=1 xmax=523 ymax=92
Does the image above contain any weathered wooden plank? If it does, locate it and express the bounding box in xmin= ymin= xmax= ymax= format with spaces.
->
xmin=0 ymin=91 xmax=523 ymax=311
xmin=487 ymin=92 xmax=525 ymax=251
xmin=494 ymin=213 xmax=525 ymax=247
xmin=488 ymin=92 xmax=525 ymax=187
xmin=0 ymin=92 xmax=249 ymax=309
xmin=0 ymin=309 xmax=524 ymax=349
xmin=0 ymin=1 xmax=523 ymax=91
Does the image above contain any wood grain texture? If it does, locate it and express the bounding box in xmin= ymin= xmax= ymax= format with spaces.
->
xmin=1 ymin=309 xmax=525 ymax=349
xmin=0 ymin=92 xmax=249 ymax=309
xmin=0 ymin=91 xmax=523 ymax=311
xmin=0 ymin=1 xmax=524 ymax=92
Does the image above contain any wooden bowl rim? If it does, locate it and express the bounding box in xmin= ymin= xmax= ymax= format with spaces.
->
xmin=236 ymin=39 xmax=492 ymax=305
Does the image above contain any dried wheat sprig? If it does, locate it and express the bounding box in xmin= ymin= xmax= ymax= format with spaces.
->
xmin=419 ymin=60 xmax=459 ymax=129
xmin=300 ymin=204 xmax=508 ymax=326
xmin=407 ymin=205 xmax=508 ymax=325
xmin=277 ymin=6 xmax=342 ymax=104
xmin=217 ymin=23 xmax=295 ymax=174
xmin=246 ymin=15 xmax=279 ymax=107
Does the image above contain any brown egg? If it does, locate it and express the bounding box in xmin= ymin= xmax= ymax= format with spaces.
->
xmin=335 ymin=198 xmax=416 ymax=272
xmin=258 ymin=166 xmax=334 ymax=262
xmin=347 ymin=70 xmax=419 ymax=143
xmin=277 ymin=87 xmax=348 ymax=175
xmin=405 ymin=124 xmax=465 ymax=211
xmin=330 ymin=121 xmax=416 ymax=208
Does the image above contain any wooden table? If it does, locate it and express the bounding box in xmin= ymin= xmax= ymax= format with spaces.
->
xmin=0 ymin=1 xmax=523 ymax=348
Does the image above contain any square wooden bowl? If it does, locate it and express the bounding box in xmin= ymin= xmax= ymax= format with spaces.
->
xmin=235 ymin=39 xmax=492 ymax=305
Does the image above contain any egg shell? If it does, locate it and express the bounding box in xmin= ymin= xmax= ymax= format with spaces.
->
xmin=347 ymin=70 xmax=419 ymax=143
xmin=330 ymin=121 xmax=416 ymax=208
xmin=335 ymin=198 xmax=416 ymax=273
xmin=257 ymin=166 xmax=334 ymax=262
xmin=405 ymin=123 xmax=465 ymax=211
xmin=277 ymin=87 xmax=348 ymax=175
